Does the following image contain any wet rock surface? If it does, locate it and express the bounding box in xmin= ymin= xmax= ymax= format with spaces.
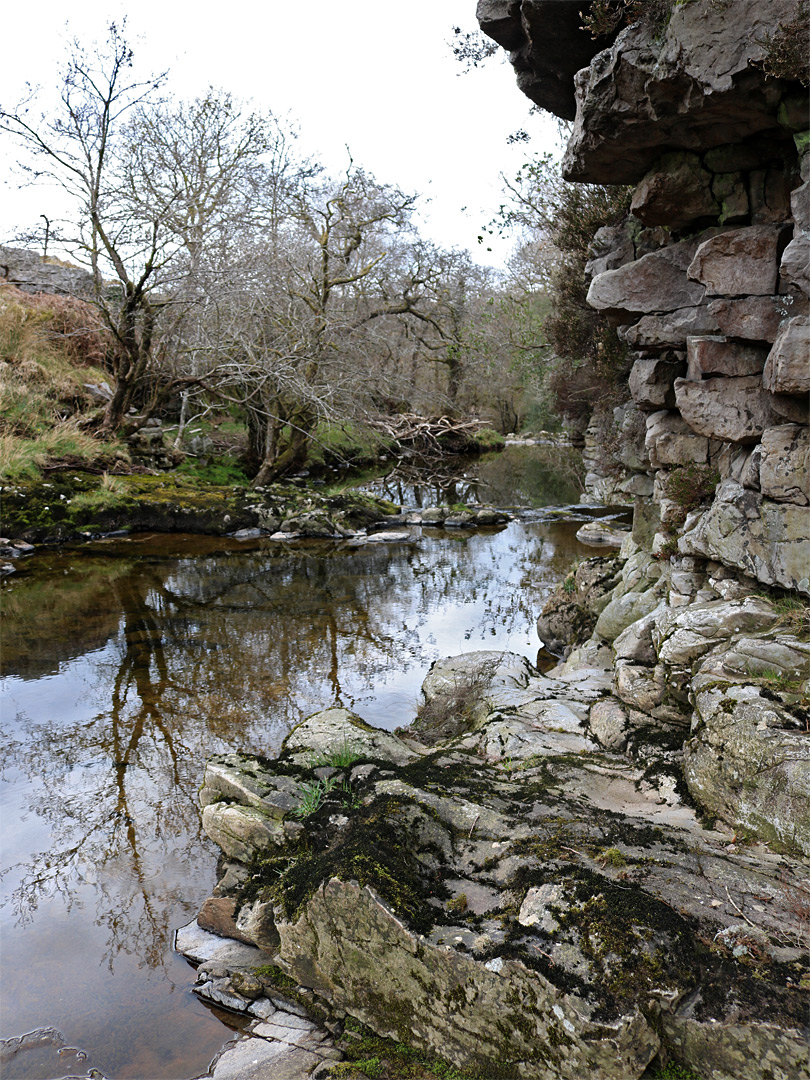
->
xmin=176 ymin=922 xmax=343 ymax=1080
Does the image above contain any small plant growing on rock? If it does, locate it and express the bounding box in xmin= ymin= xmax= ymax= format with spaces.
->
xmin=446 ymin=893 xmax=468 ymax=914
xmin=597 ymin=846 xmax=627 ymax=868
xmin=293 ymin=768 xmax=363 ymax=818
xmin=308 ymin=740 xmax=363 ymax=769
xmin=293 ymin=776 xmax=339 ymax=818
xmin=653 ymin=534 xmax=680 ymax=561
xmin=661 ymin=464 xmax=720 ymax=512
xmin=648 ymin=1062 xmax=704 ymax=1080
xmin=413 ymin=661 xmax=499 ymax=745
xmin=772 ymin=595 xmax=810 ymax=640
xmin=582 ymin=0 xmax=677 ymax=39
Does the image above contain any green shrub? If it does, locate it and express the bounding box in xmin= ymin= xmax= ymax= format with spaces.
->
xmin=661 ymin=464 xmax=720 ymax=512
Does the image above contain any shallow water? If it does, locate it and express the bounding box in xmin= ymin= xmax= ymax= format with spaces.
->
xmin=0 ymin=449 xmax=629 ymax=1079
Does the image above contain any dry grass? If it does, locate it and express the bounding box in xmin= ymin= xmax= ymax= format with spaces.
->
xmin=0 ymin=284 xmax=126 ymax=479
xmin=0 ymin=420 xmax=124 ymax=481
xmin=1 ymin=282 xmax=113 ymax=368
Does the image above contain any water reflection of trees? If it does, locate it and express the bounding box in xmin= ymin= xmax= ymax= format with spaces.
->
xmin=359 ymin=445 xmax=584 ymax=509
xmin=0 ymin=522 xmax=580 ymax=973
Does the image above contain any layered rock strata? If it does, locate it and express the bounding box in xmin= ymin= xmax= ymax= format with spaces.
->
xmin=479 ymin=0 xmax=809 ymax=594
xmin=184 ymin=652 xmax=809 ymax=1079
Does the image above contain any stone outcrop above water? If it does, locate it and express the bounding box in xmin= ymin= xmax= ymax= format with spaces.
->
xmin=573 ymin=30 xmax=806 ymax=595
xmin=0 ymin=471 xmax=511 ymax=548
xmin=479 ymin=3 xmax=808 ymax=586
xmin=489 ymin=0 xmax=798 ymax=185
xmin=185 ymin=646 xmax=810 ymax=1080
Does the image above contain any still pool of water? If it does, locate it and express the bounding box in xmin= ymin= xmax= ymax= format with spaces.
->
xmin=0 ymin=449 xmax=629 ymax=1079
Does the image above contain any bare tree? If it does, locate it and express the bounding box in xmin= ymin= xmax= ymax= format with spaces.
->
xmin=206 ymin=164 xmax=455 ymax=485
xmin=1 ymin=23 xmax=173 ymax=432
xmin=1 ymin=26 xmax=305 ymax=436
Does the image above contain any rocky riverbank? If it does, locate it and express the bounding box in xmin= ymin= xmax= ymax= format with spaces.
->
xmin=177 ymin=525 xmax=809 ymax=1080
xmin=173 ymin=4 xmax=810 ymax=1077
xmin=0 ymin=470 xmax=512 ymax=574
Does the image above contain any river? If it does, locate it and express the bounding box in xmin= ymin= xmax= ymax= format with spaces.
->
xmin=0 ymin=446 xmax=629 ymax=1080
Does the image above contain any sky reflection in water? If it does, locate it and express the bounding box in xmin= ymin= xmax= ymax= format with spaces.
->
xmin=0 ymin=449 xmax=622 ymax=1079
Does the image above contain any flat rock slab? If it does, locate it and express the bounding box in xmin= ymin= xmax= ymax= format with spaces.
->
xmin=175 ymin=921 xmax=271 ymax=969
xmin=194 ymin=1034 xmax=324 ymax=1080
xmin=575 ymin=521 xmax=629 ymax=548
xmin=364 ymin=530 xmax=416 ymax=543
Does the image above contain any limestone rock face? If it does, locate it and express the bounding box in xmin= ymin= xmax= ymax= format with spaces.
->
xmin=536 ymin=557 xmax=621 ymax=657
xmin=283 ymin=706 xmax=418 ymax=767
xmin=615 ymin=403 xmax=650 ymax=471
xmin=594 ymin=586 xmax=662 ymax=642
xmin=630 ymin=152 xmax=718 ymax=229
xmin=679 ymin=479 xmax=810 ymax=594
xmin=0 ymin=245 xmax=95 ymax=296
xmin=560 ymin=2 xmax=791 ymax=183
xmin=687 ymin=226 xmax=788 ymax=297
xmin=587 ymin=237 xmax=708 ymax=321
xmin=685 ymin=336 xmax=768 ymax=380
xmin=645 ymin=410 xmax=709 ymax=468
xmin=475 ymin=0 xmax=607 ymax=121
xmin=706 ymin=295 xmax=795 ymax=342
xmin=621 ymin=305 xmax=720 ymax=349
xmin=685 ymin=680 xmax=810 ymax=855
xmin=653 ymin=597 xmax=779 ymax=667
xmin=780 ymin=231 xmax=810 ymax=296
xmin=762 ymin=316 xmax=810 ymax=395
xmin=674 ymin=375 xmax=780 ymax=443
xmin=280 ymin=877 xmax=658 ymax=1080
xmin=759 ymin=424 xmax=810 ymax=504
xmin=628 ymin=356 xmax=685 ymax=410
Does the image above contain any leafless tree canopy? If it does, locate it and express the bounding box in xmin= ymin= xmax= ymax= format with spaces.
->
xmin=1 ymin=21 xmax=557 ymax=479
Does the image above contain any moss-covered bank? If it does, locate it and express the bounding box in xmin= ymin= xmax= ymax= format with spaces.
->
xmin=0 ymin=471 xmax=399 ymax=544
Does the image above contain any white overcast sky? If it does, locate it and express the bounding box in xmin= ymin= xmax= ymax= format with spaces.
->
xmin=0 ymin=0 xmax=561 ymax=267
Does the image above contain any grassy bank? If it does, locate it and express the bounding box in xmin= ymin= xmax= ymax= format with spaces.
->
xmin=0 ymin=282 xmax=505 ymax=544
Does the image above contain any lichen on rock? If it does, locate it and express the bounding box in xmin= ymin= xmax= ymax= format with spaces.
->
xmin=187 ymin=650 xmax=810 ymax=1079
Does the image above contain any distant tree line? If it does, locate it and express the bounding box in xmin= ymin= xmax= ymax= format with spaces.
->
xmin=2 ymin=23 xmax=557 ymax=482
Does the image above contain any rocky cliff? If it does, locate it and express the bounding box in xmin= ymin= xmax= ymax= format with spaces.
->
xmin=477 ymin=0 xmax=809 ymax=601
xmin=0 ymin=245 xmax=95 ymax=296
xmin=492 ymin=0 xmax=810 ymax=863
xmin=177 ymin=6 xmax=810 ymax=1079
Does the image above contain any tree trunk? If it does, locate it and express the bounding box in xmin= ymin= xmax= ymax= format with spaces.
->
xmin=251 ymin=417 xmax=311 ymax=487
